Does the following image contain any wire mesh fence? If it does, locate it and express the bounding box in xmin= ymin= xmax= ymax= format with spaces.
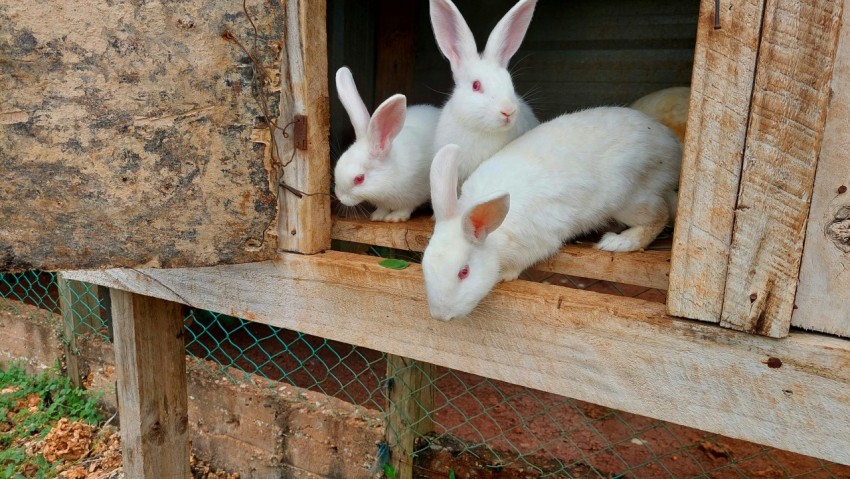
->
xmin=1 ymin=270 xmax=848 ymax=479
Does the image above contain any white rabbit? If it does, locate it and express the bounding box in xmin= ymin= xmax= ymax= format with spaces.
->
xmin=630 ymin=86 xmax=691 ymax=144
xmin=334 ymin=67 xmax=441 ymax=222
xmin=430 ymin=0 xmax=541 ymax=184
xmin=422 ymin=107 xmax=681 ymax=320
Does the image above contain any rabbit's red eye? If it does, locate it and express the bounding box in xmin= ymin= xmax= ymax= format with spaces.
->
xmin=458 ymin=265 xmax=469 ymax=280
xmin=353 ymin=174 xmax=365 ymax=186
xmin=472 ymin=80 xmax=482 ymax=92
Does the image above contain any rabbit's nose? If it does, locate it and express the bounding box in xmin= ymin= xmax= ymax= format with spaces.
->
xmin=500 ymin=108 xmax=516 ymax=118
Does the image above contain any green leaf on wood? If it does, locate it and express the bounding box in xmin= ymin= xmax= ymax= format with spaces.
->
xmin=379 ymin=259 xmax=410 ymax=270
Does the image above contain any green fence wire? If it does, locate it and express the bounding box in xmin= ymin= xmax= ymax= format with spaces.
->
xmin=1 ymin=270 xmax=847 ymax=479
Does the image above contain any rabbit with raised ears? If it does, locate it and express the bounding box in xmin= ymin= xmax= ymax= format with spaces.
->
xmin=422 ymin=107 xmax=682 ymax=320
xmin=430 ymin=0 xmax=541 ymax=184
xmin=334 ymin=67 xmax=441 ymax=222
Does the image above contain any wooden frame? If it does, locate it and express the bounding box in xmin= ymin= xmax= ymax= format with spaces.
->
xmin=64 ymin=251 xmax=850 ymax=465
xmin=55 ymin=0 xmax=850 ymax=475
xmin=669 ymin=0 xmax=845 ymax=338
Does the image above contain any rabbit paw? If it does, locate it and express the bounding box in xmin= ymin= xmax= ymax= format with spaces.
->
xmin=372 ymin=208 xmax=412 ymax=223
xmin=499 ymin=267 xmax=524 ymax=282
xmin=595 ymin=232 xmax=641 ymax=252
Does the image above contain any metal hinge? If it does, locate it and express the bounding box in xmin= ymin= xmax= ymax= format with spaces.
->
xmin=294 ymin=114 xmax=308 ymax=150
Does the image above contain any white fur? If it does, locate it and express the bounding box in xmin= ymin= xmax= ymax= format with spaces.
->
xmin=334 ymin=67 xmax=441 ymax=222
xmin=430 ymin=0 xmax=541 ymax=184
xmin=423 ymin=107 xmax=682 ymax=320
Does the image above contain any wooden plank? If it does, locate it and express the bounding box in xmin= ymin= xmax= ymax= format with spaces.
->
xmin=110 ymin=289 xmax=189 ymax=479
xmin=375 ymin=0 xmax=418 ymax=102
xmin=277 ymin=0 xmax=332 ymax=254
xmin=0 ymin=1 xmax=282 ymax=271
xmin=57 ymin=276 xmax=100 ymax=388
xmin=793 ymin=6 xmax=850 ymax=337
xmin=66 ymin=252 xmax=850 ymax=464
xmin=386 ymin=355 xmax=435 ymax=479
xmin=720 ymin=0 xmax=844 ymax=337
xmin=332 ymin=216 xmax=671 ymax=289
xmin=666 ymin=0 xmax=765 ymax=322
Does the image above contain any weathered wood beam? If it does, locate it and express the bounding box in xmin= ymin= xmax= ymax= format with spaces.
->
xmin=57 ymin=276 xmax=100 ymax=388
xmin=667 ymin=0 xmax=766 ymax=322
xmin=65 ymin=251 xmax=850 ymax=464
xmin=386 ymin=356 xmax=435 ymax=479
xmin=721 ymin=0 xmax=844 ymax=337
xmin=110 ymin=289 xmax=189 ymax=479
xmin=1 ymin=1 xmax=282 ymax=271
xmin=277 ymin=0 xmax=332 ymax=254
xmin=793 ymin=2 xmax=850 ymax=337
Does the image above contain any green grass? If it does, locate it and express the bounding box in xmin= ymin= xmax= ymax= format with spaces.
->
xmin=0 ymin=363 xmax=102 ymax=479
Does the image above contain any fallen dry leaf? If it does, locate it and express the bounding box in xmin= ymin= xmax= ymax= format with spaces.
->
xmin=61 ymin=466 xmax=88 ymax=479
xmin=42 ymin=418 xmax=94 ymax=462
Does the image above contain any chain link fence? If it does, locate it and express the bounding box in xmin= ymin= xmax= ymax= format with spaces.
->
xmin=1 ymin=270 xmax=848 ymax=478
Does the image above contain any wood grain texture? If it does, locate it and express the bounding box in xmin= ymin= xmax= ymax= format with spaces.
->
xmin=386 ymin=356 xmax=435 ymax=479
xmin=57 ymin=276 xmax=99 ymax=388
xmin=667 ymin=0 xmax=765 ymax=322
xmin=333 ymin=216 xmax=671 ymax=289
xmin=792 ymin=5 xmax=850 ymax=337
xmin=65 ymin=252 xmax=850 ymax=465
xmin=720 ymin=0 xmax=844 ymax=337
xmin=277 ymin=0 xmax=332 ymax=254
xmin=0 ymin=1 xmax=283 ymax=272
xmin=110 ymin=289 xmax=189 ymax=479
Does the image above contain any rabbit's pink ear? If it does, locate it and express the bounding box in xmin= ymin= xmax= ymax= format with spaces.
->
xmin=367 ymin=94 xmax=406 ymax=158
xmin=430 ymin=144 xmax=461 ymax=221
xmin=483 ymin=0 xmax=537 ymax=68
xmin=430 ymin=0 xmax=479 ymax=73
xmin=336 ymin=67 xmax=370 ymax=138
xmin=462 ymin=193 xmax=510 ymax=244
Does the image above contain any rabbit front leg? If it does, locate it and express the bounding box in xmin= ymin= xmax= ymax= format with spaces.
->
xmin=371 ymin=207 xmax=414 ymax=223
xmin=499 ymin=265 xmax=525 ymax=282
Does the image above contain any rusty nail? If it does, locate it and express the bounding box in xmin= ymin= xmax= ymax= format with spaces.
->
xmin=839 ymin=185 xmax=847 ymax=194
xmin=749 ymin=293 xmax=757 ymax=302
xmin=764 ymin=357 xmax=782 ymax=369
xmin=714 ymin=0 xmax=721 ymax=29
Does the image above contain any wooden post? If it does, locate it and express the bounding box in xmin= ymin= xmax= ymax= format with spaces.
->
xmin=57 ymin=275 xmax=100 ymax=388
xmin=720 ymin=0 xmax=843 ymax=337
xmin=666 ymin=0 xmax=765 ymax=323
xmin=110 ymin=289 xmax=189 ymax=479
xmin=278 ymin=0 xmax=332 ymax=254
xmin=386 ymin=355 xmax=435 ymax=479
